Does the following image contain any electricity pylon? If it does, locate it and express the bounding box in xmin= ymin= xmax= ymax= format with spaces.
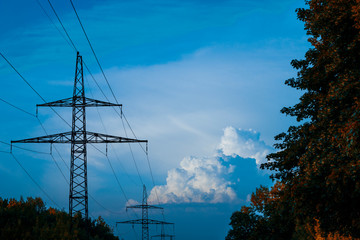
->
xmin=12 ymin=52 xmax=147 ymax=220
xmin=117 ymin=185 xmax=174 ymax=240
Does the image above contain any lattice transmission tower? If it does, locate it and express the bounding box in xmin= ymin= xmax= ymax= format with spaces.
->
xmin=12 ymin=52 xmax=147 ymax=220
xmin=117 ymin=185 xmax=174 ymax=240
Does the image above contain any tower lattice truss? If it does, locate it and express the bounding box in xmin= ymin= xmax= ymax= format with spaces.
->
xmin=12 ymin=52 xmax=147 ymax=219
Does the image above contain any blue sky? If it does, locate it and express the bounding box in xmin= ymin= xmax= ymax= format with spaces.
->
xmin=0 ymin=0 xmax=309 ymax=239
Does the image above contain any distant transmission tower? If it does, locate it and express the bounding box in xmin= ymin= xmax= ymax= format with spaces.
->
xmin=117 ymin=185 xmax=174 ymax=240
xmin=12 ymin=52 xmax=147 ymax=220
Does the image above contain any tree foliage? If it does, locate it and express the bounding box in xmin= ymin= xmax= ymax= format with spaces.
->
xmin=263 ymin=0 xmax=360 ymax=236
xmin=0 ymin=197 xmax=119 ymax=240
xmin=227 ymin=0 xmax=360 ymax=238
xmin=226 ymin=184 xmax=296 ymax=240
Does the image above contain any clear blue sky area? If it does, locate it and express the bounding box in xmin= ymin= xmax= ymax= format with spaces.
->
xmin=0 ymin=0 xmax=309 ymax=239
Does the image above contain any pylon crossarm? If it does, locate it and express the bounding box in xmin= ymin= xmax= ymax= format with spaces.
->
xmin=86 ymin=131 xmax=147 ymax=143
xmin=37 ymin=97 xmax=122 ymax=107
xmin=147 ymin=219 xmax=174 ymax=225
xmin=116 ymin=219 xmax=174 ymax=225
xmin=12 ymin=131 xmax=147 ymax=144
xmin=127 ymin=204 xmax=163 ymax=210
xmin=116 ymin=219 xmax=143 ymax=225
xmin=151 ymin=234 xmax=175 ymax=239
xmin=11 ymin=131 xmax=73 ymax=143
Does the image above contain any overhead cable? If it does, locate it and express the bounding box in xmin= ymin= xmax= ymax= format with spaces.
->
xmin=0 ymin=52 xmax=71 ymax=128
xmin=11 ymin=153 xmax=61 ymax=208
xmin=69 ymin=0 xmax=121 ymax=106
xmin=47 ymin=0 xmax=77 ymax=51
xmin=0 ymin=97 xmax=36 ymax=117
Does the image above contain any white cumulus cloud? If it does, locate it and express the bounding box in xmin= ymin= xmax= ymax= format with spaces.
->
xmin=148 ymin=156 xmax=236 ymax=204
xmin=147 ymin=127 xmax=273 ymax=204
xmin=218 ymin=126 xmax=273 ymax=165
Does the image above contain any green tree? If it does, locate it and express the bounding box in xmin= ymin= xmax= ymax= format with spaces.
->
xmin=226 ymin=184 xmax=296 ymax=240
xmin=226 ymin=206 xmax=258 ymax=240
xmin=262 ymin=0 xmax=360 ymax=237
xmin=226 ymin=0 xmax=360 ymax=238
xmin=0 ymin=197 xmax=119 ymax=240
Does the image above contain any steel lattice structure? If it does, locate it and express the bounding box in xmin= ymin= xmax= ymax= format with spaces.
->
xmin=12 ymin=52 xmax=147 ymax=220
xmin=117 ymin=185 xmax=174 ymax=240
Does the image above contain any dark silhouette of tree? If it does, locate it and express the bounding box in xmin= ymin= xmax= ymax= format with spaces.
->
xmin=263 ymin=0 xmax=360 ymax=236
xmin=227 ymin=0 xmax=360 ymax=238
xmin=226 ymin=207 xmax=258 ymax=240
xmin=226 ymin=184 xmax=295 ymax=240
xmin=0 ymin=197 xmax=119 ymax=240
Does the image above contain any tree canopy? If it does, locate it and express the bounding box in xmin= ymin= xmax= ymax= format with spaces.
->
xmin=227 ymin=0 xmax=360 ymax=238
xmin=0 ymin=197 xmax=119 ymax=240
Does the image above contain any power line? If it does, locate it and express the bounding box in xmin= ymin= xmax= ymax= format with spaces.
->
xmin=43 ymin=0 xmax=122 ymax=118
xmin=47 ymin=0 xmax=77 ymax=52
xmin=49 ymin=141 xmax=123 ymax=216
xmin=85 ymin=78 xmax=138 ymax=186
xmin=0 ymin=140 xmax=50 ymax=155
xmin=122 ymin=112 xmax=162 ymax=209
xmin=0 ymin=50 xmax=133 ymax=220
xmin=49 ymin=143 xmax=123 ymax=216
xmin=122 ymin=113 xmax=148 ymax=154
xmin=49 ymin=149 xmax=119 ymax=216
xmin=65 ymin=4 xmax=154 ymax=190
xmin=69 ymin=0 xmax=120 ymax=107
xmin=84 ymin=65 xmax=122 ymax=117
xmin=0 ymin=46 xmax=137 ymax=223
xmin=11 ymin=52 xmax=148 ymax=220
xmin=89 ymin=144 xmax=130 ymax=203
xmin=40 ymin=0 xmax=148 ymax=164
xmin=0 ymin=95 xmax=119 ymax=216
xmin=11 ymin=153 xmax=60 ymax=208
xmin=0 ymin=97 xmax=36 ymax=117
xmin=120 ymin=115 xmax=144 ymax=185
xmin=0 ymin=95 xmax=70 ymax=168
xmin=50 ymin=153 xmax=69 ymax=184
xmin=0 ymin=95 xmax=70 ymax=210
xmin=109 ymin=143 xmax=140 ymax=186
xmin=36 ymin=117 xmax=70 ymax=171
xmin=52 ymin=144 xmax=70 ymax=170
xmin=36 ymin=0 xmax=74 ymax=50
xmin=89 ymin=143 xmax=140 ymax=219
xmin=32 ymin=0 xmax=160 ymax=224
xmin=84 ymin=67 xmax=146 ymax=188
xmin=121 ymin=112 xmax=158 ymax=208
xmin=89 ymin=194 xmax=125 ymax=215
xmin=41 ymin=1 xmax=145 ymax=188
xmin=85 ymin=72 xmax=157 ymax=231
xmin=86 ymin=75 xmax=146 ymax=188
xmin=0 ymin=52 xmax=46 ymax=103
xmin=0 ymin=97 xmax=67 ymax=176
xmin=0 ymin=51 xmax=71 ymax=128
xmin=85 ymin=72 xmax=145 ymax=187
xmin=0 ymin=60 xmax=114 ymax=216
